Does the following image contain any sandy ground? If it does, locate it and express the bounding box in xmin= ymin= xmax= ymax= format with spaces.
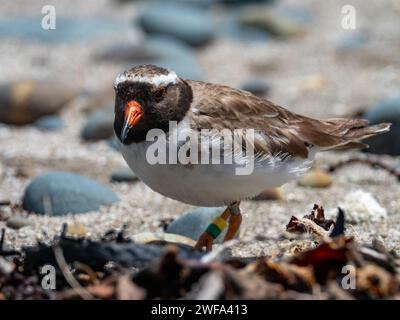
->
xmin=0 ymin=0 xmax=399 ymax=257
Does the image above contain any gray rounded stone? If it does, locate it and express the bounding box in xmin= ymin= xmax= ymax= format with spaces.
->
xmin=33 ymin=115 xmax=64 ymax=131
xmin=81 ymin=110 xmax=114 ymax=141
xmin=6 ymin=217 xmax=33 ymax=230
xmin=166 ymin=207 xmax=228 ymax=243
xmin=22 ymin=171 xmax=119 ymax=215
xmin=241 ymin=80 xmax=271 ymax=97
xmin=138 ymin=3 xmax=214 ymax=47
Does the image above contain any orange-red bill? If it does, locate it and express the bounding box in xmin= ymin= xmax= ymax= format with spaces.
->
xmin=124 ymin=100 xmax=143 ymax=127
xmin=120 ymin=100 xmax=143 ymax=142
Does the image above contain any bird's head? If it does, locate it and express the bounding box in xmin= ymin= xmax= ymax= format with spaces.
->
xmin=113 ymin=64 xmax=192 ymax=144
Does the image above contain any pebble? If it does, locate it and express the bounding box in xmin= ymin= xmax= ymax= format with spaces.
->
xmin=338 ymin=190 xmax=387 ymax=224
xmin=22 ymin=171 xmax=119 ymax=215
xmin=298 ymin=169 xmax=333 ymax=188
xmin=239 ymin=7 xmax=305 ymax=39
xmin=166 ymin=207 xmax=229 ymax=243
xmin=131 ymin=232 xmax=196 ymax=247
xmin=0 ymin=80 xmax=76 ymax=125
xmin=216 ymin=11 xmax=271 ymax=43
xmin=251 ymin=187 xmax=285 ymax=201
xmin=111 ymin=168 xmax=139 ymax=183
xmin=303 ymin=74 xmax=329 ymax=91
xmin=138 ymin=3 xmax=215 ymax=47
xmin=96 ymin=36 xmax=204 ymax=80
xmin=6 ymin=216 xmax=33 ymax=229
xmin=81 ymin=110 xmax=114 ymax=141
xmin=336 ymin=32 xmax=369 ymax=51
xmin=66 ymin=223 xmax=89 ymax=237
xmin=33 ymin=115 xmax=64 ymax=131
xmin=241 ymin=79 xmax=271 ymax=97
xmin=363 ymin=96 xmax=400 ymax=155
xmin=0 ymin=17 xmax=131 ymax=43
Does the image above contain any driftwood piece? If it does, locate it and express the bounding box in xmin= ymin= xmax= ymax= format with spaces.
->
xmin=23 ymin=231 xmax=204 ymax=273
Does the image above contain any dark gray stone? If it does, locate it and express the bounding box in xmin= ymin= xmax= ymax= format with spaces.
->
xmin=22 ymin=171 xmax=119 ymax=215
xmin=97 ymin=36 xmax=203 ymax=80
xmin=138 ymin=3 xmax=214 ymax=47
xmin=166 ymin=207 xmax=228 ymax=243
xmin=33 ymin=115 xmax=64 ymax=131
xmin=111 ymin=168 xmax=139 ymax=183
xmin=216 ymin=11 xmax=271 ymax=43
xmin=241 ymin=80 xmax=271 ymax=97
xmin=363 ymin=96 xmax=400 ymax=155
xmin=81 ymin=110 xmax=114 ymax=141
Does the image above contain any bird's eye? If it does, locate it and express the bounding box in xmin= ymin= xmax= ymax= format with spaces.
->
xmin=153 ymin=86 xmax=166 ymax=102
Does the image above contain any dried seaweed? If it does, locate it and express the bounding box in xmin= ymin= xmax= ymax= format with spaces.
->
xmin=327 ymin=158 xmax=400 ymax=181
xmin=1 ymin=214 xmax=400 ymax=300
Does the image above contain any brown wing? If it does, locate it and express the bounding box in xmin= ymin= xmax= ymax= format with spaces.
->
xmin=188 ymin=80 xmax=391 ymax=159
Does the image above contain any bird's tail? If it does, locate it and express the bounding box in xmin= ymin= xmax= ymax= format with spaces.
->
xmin=302 ymin=117 xmax=391 ymax=151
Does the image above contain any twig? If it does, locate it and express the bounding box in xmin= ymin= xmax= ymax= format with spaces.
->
xmin=53 ymin=245 xmax=93 ymax=300
xmin=327 ymin=158 xmax=400 ymax=181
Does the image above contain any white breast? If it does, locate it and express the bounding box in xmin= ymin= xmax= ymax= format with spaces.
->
xmin=119 ymin=122 xmax=314 ymax=206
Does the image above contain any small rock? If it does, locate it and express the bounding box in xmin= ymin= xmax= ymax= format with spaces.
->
xmin=82 ymin=87 xmax=114 ymax=114
xmin=303 ymin=74 xmax=329 ymax=91
xmin=67 ymin=223 xmax=88 ymax=237
xmin=6 ymin=216 xmax=33 ymax=229
xmin=81 ymin=110 xmax=114 ymax=141
xmin=241 ymin=80 xmax=271 ymax=97
xmin=216 ymin=11 xmax=271 ymax=43
xmin=278 ymin=6 xmax=313 ymax=24
xmin=338 ymin=190 xmax=387 ymax=223
xmin=166 ymin=207 xmax=230 ymax=243
xmin=132 ymin=232 xmax=196 ymax=247
xmin=0 ymin=257 xmax=13 ymax=274
xmin=138 ymin=3 xmax=214 ymax=47
xmin=239 ymin=7 xmax=305 ymax=39
xmin=0 ymin=80 xmax=76 ymax=125
xmin=252 ymin=187 xmax=284 ymax=201
xmin=33 ymin=115 xmax=64 ymax=131
xmin=22 ymin=171 xmax=119 ymax=215
xmin=336 ymin=32 xmax=369 ymax=51
xmin=298 ymin=169 xmax=332 ymax=188
xmin=96 ymin=36 xmax=203 ymax=80
xmin=363 ymin=96 xmax=400 ymax=155
xmin=0 ymin=17 xmax=131 ymax=43
xmin=111 ymin=168 xmax=138 ymax=183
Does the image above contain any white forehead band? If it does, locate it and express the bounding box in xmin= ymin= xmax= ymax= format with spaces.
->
xmin=114 ymin=70 xmax=178 ymax=88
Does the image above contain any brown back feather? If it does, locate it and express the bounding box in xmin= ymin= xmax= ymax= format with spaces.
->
xmin=188 ymin=80 xmax=391 ymax=158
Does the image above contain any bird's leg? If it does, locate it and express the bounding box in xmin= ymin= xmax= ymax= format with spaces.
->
xmin=194 ymin=201 xmax=242 ymax=251
xmin=223 ymin=201 xmax=242 ymax=241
